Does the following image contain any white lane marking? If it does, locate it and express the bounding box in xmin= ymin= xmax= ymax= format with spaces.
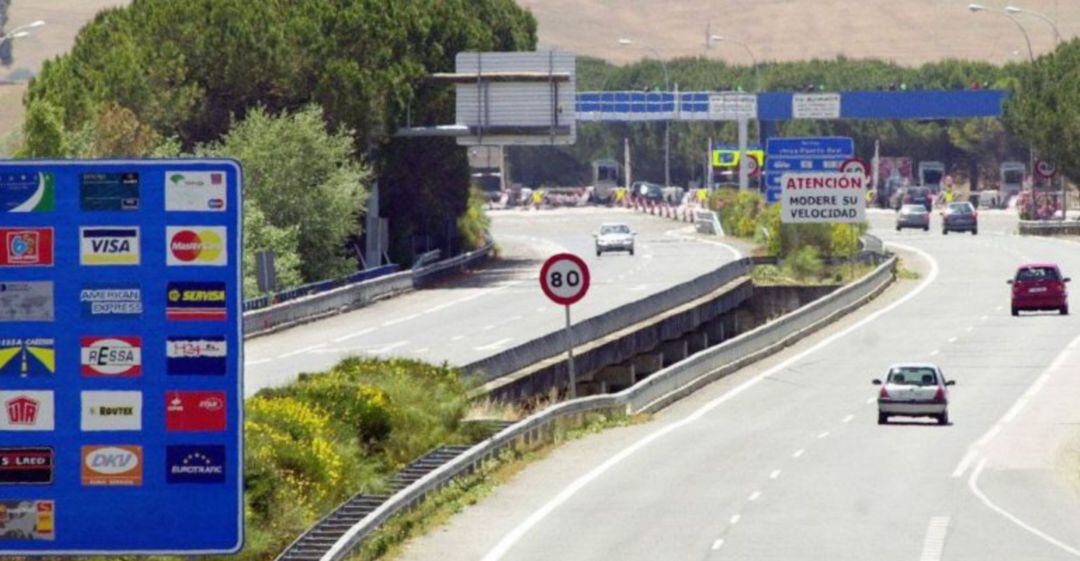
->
xmin=370 ymin=341 xmax=407 ymax=354
xmin=383 ymin=313 xmax=421 ymax=327
xmin=711 ymin=538 xmax=724 ymax=551
xmin=510 ymin=315 xmax=524 ymax=321
xmin=969 ymin=458 xmax=1080 ymax=557
xmin=748 ymin=491 xmax=761 ymax=502
xmin=451 ymin=335 xmax=465 ymax=341
xmin=919 ymin=516 xmax=951 ymax=561
xmin=421 ymin=283 xmax=518 ymax=315
xmin=629 ymin=283 xmax=650 ymax=291
xmin=929 ymin=349 xmax=940 ymax=356
xmin=965 ymin=326 xmax=974 ymax=333
xmin=276 ymin=343 xmax=327 ymax=359
xmin=769 ymin=469 xmax=781 ymax=480
xmin=332 ymin=327 xmax=375 ymax=343
xmin=479 ymin=242 xmax=940 ymax=561
xmin=866 ymin=396 xmax=876 ymax=405
xmin=980 ymin=315 xmax=989 ymax=321
xmin=535 ymin=306 xmax=546 ymax=313
xmin=729 ymin=514 xmax=741 ymax=525
xmin=817 ymin=431 xmax=830 ymax=439
xmin=947 ymin=336 xmax=958 ymax=343
xmin=482 ymin=324 xmax=496 ymax=331
xmin=842 ymin=414 xmax=854 ymax=423
xmin=662 ymin=226 xmax=743 ymax=259
xmin=244 ymin=358 xmax=272 ymax=367
xmin=475 ymin=338 xmax=515 ymax=351
xmin=792 ymin=449 xmax=805 ymax=459
xmin=414 ymin=347 xmax=429 ymax=354
xmin=995 ymin=305 xmax=1004 ymax=311
xmin=951 ymin=450 xmax=978 ymax=478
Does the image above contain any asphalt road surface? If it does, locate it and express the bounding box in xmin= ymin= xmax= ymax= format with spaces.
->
xmin=398 ymin=209 xmax=1080 ymax=561
xmin=243 ymin=208 xmax=745 ymax=396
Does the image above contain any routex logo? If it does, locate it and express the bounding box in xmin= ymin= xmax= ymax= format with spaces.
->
xmin=80 ymin=336 xmax=141 ymax=377
xmin=166 ymin=226 xmax=227 ymax=266
xmin=81 ymin=391 xmax=142 ymax=431
xmin=166 ymin=391 xmax=226 ymax=431
xmin=0 ymin=228 xmax=53 ymax=266
xmin=81 ymin=445 xmax=142 ymax=486
xmin=80 ymin=226 xmax=140 ymax=265
xmin=0 ymin=391 xmax=54 ymax=431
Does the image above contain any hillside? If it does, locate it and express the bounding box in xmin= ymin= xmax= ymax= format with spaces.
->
xmin=522 ymin=0 xmax=1076 ymax=66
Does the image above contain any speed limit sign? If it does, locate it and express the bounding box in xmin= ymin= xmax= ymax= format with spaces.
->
xmin=540 ymin=253 xmax=590 ymax=306
xmin=1035 ymin=159 xmax=1057 ymax=179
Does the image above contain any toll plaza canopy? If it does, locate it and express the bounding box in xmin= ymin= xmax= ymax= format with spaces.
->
xmin=575 ymin=90 xmax=1006 ymax=121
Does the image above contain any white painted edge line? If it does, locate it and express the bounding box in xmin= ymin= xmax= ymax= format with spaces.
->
xmin=479 ymin=242 xmax=939 ymax=561
xmin=866 ymin=396 xmax=876 ymax=405
xmin=769 ymin=469 xmax=782 ymax=480
xmin=662 ymin=226 xmax=743 ymax=259
xmin=842 ymin=414 xmax=854 ymax=423
xmin=382 ymin=313 xmax=421 ymax=327
xmin=475 ymin=338 xmax=514 ymax=352
xmin=729 ymin=514 xmax=741 ymax=525
xmin=817 ymin=431 xmax=830 ymax=439
xmin=919 ymin=516 xmax=951 ymax=561
xmin=947 ymin=336 xmax=958 ymax=343
xmin=792 ymin=449 xmax=805 ymax=459
xmin=332 ymin=327 xmax=375 ymax=343
xmin=929 ymin=349 xmax=940 ymax=356
xmin=276 ymin=343 xmax=327 ymax=359
xmin=968 ymin=458 xmax=1080 ymax=557
xmin=711 ymin=538 xmax=724 ymax=550
xmin=748 ymin=491 xmax=761 ymax=502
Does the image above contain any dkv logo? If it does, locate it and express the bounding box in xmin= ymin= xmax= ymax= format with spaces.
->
xmin=81 ymin=445 xmax=142 ymax=486
xmin=166 ymin=227 xmax=227 ymax=266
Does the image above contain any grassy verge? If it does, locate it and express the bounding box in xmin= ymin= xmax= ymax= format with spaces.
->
xmin=752 ymin=260 xmax=877 ymax=286
xmin=350 ymin=411 xmax=647 ymax=561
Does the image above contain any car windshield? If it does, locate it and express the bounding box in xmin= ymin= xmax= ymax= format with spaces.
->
xmin=1016 ymin=267 xmax=1061 ymax=282
xmin=600 ymin=225 xmax=629 ymax=235
xmin=948 ymin=203 xmax=972 ymax=214
xmin=888 ymin=367 xmax=940 ymax=386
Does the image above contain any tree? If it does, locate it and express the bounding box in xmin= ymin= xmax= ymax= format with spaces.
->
xmin=1006 ymin=39 xmax=1080 ymax=181
xmin=201 ymin=105 xmax=369 ymax=283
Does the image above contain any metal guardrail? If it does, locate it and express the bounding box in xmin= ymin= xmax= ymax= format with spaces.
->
xmin=243 ymin=243 xmax=494 ymax=337
xmin=316 ymin=251 xmax=897 ymax=561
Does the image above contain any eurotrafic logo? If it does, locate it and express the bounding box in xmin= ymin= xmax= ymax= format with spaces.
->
xmin=166 ymin=226 xmax=227 ymax=266
xmin=166 ymin=281 xmax=226 ymax=321
xmin=80 ymin=226 xmax=140 ymax=266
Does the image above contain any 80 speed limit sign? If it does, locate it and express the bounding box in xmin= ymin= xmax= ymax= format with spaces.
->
xmin=540 ymin=253 xmax=590 ymax=306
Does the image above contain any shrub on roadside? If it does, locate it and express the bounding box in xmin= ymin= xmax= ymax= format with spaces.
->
xmin=782 ymin=246 xmax=825 ymax=280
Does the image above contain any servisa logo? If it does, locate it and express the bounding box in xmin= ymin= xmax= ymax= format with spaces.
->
xmin=166 ymin=227 xmax=227 ymax=266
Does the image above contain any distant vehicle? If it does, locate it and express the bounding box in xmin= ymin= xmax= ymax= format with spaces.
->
xmin=919 ymin=161 xmax=946 ymax=193
xmin=902 ymin=186 xmax=933 ymax=212
xmin=592 ymin=159 xmax=621 ymax=204
xmin=1000 ymin=161 xmax=1026 ymax=202
xmin=470 ymin=168 xmax=503 ymax=202
xmin=873 ymin=363 xmax=955 ymax=425
xmin=942 ymin=202 xmax=978 ymax=235
xmin=594 ymin=223 xmax=635 ymax=256
xmin=633 ymin=181 xmax=665 ymax=203
xmin=895 ymin=204 xmax=930 ymax=231
xmin=1009 ymin=263 xmax=1069 ymax=316
xmin=971 ymin=189 xmax=1000 ymax=209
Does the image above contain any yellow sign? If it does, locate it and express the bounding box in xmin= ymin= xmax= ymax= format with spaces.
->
xmin=696 ymin=189 xmax=708 ymax=202
xmin=712 ymin=149 xmax=764 ymax=169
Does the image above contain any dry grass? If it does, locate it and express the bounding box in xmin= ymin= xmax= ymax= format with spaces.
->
xmin=523 ymin=0 xmax=1078 ymax=66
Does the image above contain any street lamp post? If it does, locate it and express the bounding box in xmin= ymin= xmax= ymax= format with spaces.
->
xmin=1005 ymin=6 xmax=1062 ymax=44
xmin=619 ymin=38 xmax=671 ymax=187
xmin=708 ymin=35 xmax=761 ymax=92
xmin=708 ymin=35 xmax=761 ymax=191
xmin=0 ymin=20 xmax=46 ymax=49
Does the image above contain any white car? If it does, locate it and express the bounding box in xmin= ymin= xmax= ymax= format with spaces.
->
xmin=594 ymin=223 xmax=635 ymax=256
xmin=873 ymin=363 xmax=955 ymax=425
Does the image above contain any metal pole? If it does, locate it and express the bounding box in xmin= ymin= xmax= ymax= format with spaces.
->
xmin=565 ymin=305 xmax=577 ymax=399
xmin=707 ymin=136 xmax=714 ymax=191
xmin=737 ymin=116 xmax=749 ymax=190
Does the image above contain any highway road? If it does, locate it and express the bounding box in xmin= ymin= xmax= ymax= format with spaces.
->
xmin=243 ymin=208 xmax=745 ymax=396
xmin=397 ymin=209 xmax=1080 ymax=561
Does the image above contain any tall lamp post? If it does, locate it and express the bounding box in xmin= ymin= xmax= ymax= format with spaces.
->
xmin=619 ymin=38 xmax=671 ymax=187
xmin=708 ymin=35 xmax=761 ymax=92
xmin=0 ymin=19 xmax=46 ymax=48
xmin=1005 ymin=5 xmax=1062 ymax=44
xmin=707 ymin=35 xmax=761 ymax=190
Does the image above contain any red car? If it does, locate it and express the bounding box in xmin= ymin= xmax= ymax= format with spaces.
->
xmin=1009 ymin=263 xmax=1070 ymax=316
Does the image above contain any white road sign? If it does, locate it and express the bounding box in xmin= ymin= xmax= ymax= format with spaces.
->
xmin=781 ymin=172 xmax=866 ymax=223
xmin=708 ymin=93 xmax=758 ymax=121
xmin=793 ymin=93 xmax=841 ymax=119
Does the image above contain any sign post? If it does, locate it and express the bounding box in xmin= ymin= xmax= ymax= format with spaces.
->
xmin=539 ymin=253 xmax=590 ymax=398
xmin=0 ymin=159 xmax=243 ymax=555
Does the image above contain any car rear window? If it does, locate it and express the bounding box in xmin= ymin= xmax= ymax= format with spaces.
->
xmin=948 ymin=203 xmax=972 ymax=214
xmin=1016 ymin=267 xmax=1060 ymax=282
xmin=901 ymin=205 xmax=926 ymax=214
xmin=888 ymin=367 xmax=939 ymax=386
xmin=601 ymin=225 xmax=629 ymax=234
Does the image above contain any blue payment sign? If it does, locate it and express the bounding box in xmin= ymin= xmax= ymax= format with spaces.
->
xmin=764 ymin=137 xmax=854 ymax=203
xmin=0 ymin=160 xmax=243 ymax=555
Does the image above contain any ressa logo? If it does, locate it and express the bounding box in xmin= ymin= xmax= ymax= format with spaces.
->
xmin=166 ymin=281 xmax=227 ymax=321
xmin=81 ymin=391 xmax=142 ymax=431
xmin=0 ymin=228 xmax=53 ymax=267
xmin=80 ymin=336 xmax=142 ymax=377
xmin=0 ymin=391 xmax=54 ymax=431
xmin=0 ymin=447 xmax=54 ymax=484
xmin=166 ymin=445 xmax=226 ymax=484
xmin=80 ymin=226 xmax=140 ymax=266
xmin=165 ymin=391 xmax=226 ymax=431
xmin=166 ymin=336 xmax=226 ymax=376
xmin=81 ymin=445 xmax=142 ymax=486
xmin=166 ymin=227 xmax=227 ymax=266
xmin=0 ymin=338 xmax=55 ymax=378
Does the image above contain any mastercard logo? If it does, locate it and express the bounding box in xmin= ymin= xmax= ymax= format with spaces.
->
xmin=168 ymin=228 xmax=226 ymax=265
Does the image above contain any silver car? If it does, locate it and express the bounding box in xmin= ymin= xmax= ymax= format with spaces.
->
xmin=896 ymin=204 xmax=930 ymax=231
xmin=873 ymin=363 xmax=955 ymax=425
xmin=594 ymin=223 xmax=635 ymax=256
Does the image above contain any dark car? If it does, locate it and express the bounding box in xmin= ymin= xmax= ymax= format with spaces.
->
xmin=902 ymin=187 xmax=932 ymax=212
xmin=1009 ymin=263 xmax=1069 ymax=316
xmin=634 ymin=181 xmax=665 ymax=203
xmin=895 ymin=204 xmax=930 ymax=231
xmin=942 ymin=202 xmax=977 ymax=235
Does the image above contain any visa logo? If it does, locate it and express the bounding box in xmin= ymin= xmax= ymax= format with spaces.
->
xmin=80 ymin=227 xmax=140 ymax=266
xmin=91 ymin=239 xmax=132 ymax=253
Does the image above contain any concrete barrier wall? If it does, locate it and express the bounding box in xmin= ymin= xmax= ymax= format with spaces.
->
xmin=1018 ymin=220 xmax=1080 ymax=236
